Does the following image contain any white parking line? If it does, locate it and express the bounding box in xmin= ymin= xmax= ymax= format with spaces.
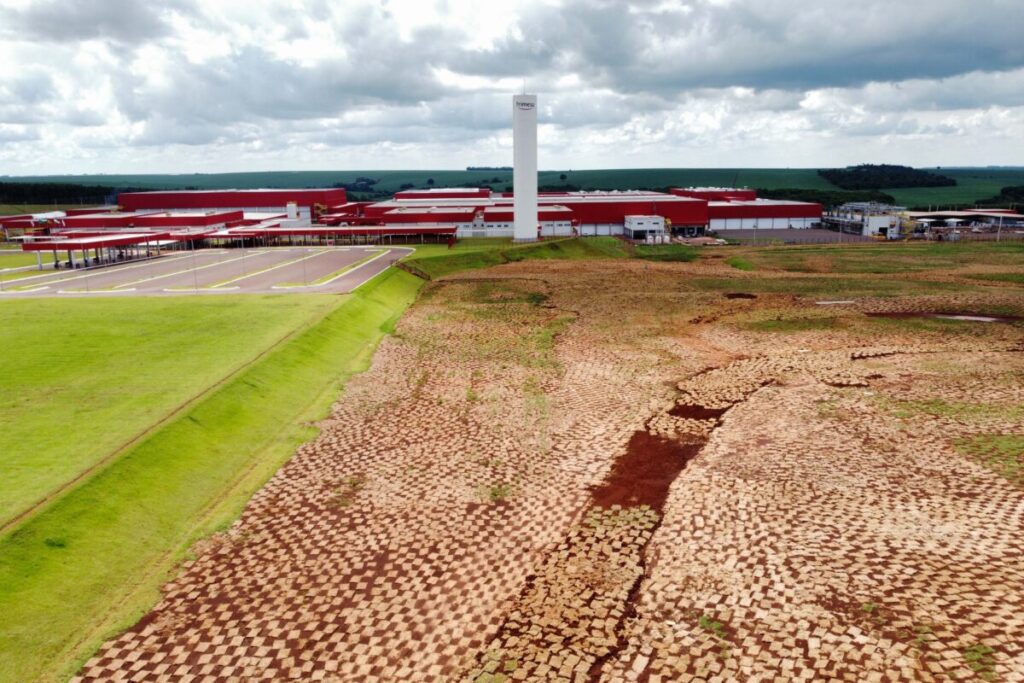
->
xmin=0 ymin=285 xmax=50 ymax=294
xmin=208 ymin=249 xmax=332 ymax=289
xmin=114 ymin=250 xmax=268 ymax=289
xmin=58 ymin=288 xmax=138 ymax=295
xmin=271 ymin=249 xmax=388 ymax=289
xmin=3 ymin=252 xmax=201 ymax=289
xmin=319 ymin=247 xmax=413 ymax=293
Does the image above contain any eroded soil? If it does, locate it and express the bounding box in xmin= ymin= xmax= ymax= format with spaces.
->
xmin=77 ymin=256 xmax=1024 ymax=682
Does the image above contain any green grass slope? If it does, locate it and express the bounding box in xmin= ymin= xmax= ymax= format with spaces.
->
xmin=0 ymin=270 xmax=422 ymax=683
xmin=0 ymin=295 xmax=338 ymax=527
xmin=404 ymin=236 xmax=631 ymax=278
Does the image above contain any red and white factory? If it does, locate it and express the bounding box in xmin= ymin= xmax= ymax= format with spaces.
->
xmin=2 ymin=185 xmax=821 ymax=261
xmin=320 ymin=185 xmax=820 ymax=239
xmin=2 ymin=93 xmax=821 ymax=257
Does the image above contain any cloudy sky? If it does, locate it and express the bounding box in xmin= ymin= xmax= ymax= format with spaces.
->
xmin=1 ymin=0 xmax=1023 ymax=174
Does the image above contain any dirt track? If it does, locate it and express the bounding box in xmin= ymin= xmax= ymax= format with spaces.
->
xmin=76 ymin=258 xmax=1024 ymax=682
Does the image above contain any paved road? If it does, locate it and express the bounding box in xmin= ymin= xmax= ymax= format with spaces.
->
xmin=0 ymin=247 xmax=414 ymax=297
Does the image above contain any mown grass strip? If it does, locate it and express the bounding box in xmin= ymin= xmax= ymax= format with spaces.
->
xmin=633 ymin=243 xmax=699 ymax=262
xmin=0 ymin=269 xmax=423 ymax=683
xmin=406 ymin=236 xmax=630 ymax=278
xmin=726 ymin=256 xmax=755 ymax=271
xmin=0 ymin=252 xmax=54 ymax=270
xmin=0 ymin=295 xmax=338 ymax=528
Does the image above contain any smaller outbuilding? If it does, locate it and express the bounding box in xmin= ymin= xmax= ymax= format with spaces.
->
xmin=623 ymin=215 xmax=667 ymax=242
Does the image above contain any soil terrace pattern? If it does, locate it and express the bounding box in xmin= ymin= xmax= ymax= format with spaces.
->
xmin=77 ymin=258 xmax=1024 ymax=682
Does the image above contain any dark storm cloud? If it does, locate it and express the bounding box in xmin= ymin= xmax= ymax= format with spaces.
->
xmin=115 ymin=45 xmax=446 ymax=126
xmin=449 ymin=0 xmax=1024 ymax=94
xmin=0 ymin=0 xmax=194 ymax=43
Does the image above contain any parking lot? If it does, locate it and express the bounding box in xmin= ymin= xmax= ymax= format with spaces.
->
xmin=0 ymin=246 xmax=411 ymax=297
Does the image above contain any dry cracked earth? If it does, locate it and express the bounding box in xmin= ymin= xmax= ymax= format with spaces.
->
xmin=78 ymin=257 xmax=1024 ymax=682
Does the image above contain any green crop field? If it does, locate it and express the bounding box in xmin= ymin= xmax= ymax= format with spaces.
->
xmin=885 ymin=168 xmax=1024 ymax=208
xmin=6 ymin=167 xmax=1024 ymax=207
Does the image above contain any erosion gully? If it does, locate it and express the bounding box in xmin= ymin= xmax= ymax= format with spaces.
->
xmin=465 ymin=362 xmax=746 ymax=682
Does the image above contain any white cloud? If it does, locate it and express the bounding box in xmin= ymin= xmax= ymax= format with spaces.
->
xmin=0 ymin=0 xmax=1022 ymax=173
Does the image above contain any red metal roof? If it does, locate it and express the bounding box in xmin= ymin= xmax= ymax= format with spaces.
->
xmin=62 ymin=210 xmax=245 ymax=229
xmin=394 ymin=188 xmax=492 ymax=200
xmin=708 ymin=200 xmax=821 ymax=220
xmin=228 ymin=225 xmax=457 ymax=237
xmin=672 ymin=188 xmax=758 ymax=201
xmin=118 ymin=189 xmax=347 ymax=211
xmin=21 ymin=233 xmax=173 ymax=251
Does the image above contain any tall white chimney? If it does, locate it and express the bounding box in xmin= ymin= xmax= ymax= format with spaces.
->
xmin=513 ymin=94 xmax=538 ymax=242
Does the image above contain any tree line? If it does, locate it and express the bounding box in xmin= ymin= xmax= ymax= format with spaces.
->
xmin=0 ymin=181 xmax=127 ymax=205
xmin=818 ymin=164 xmax=956 ymax=190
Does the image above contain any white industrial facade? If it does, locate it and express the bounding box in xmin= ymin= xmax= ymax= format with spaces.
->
xmin=513 ymin=94 xmax=538 ymax=242
xmin=461 ymin=220 xmax=574 ymax=238
xmin=709 ymin=216 xmax=818 ymax=230
xmin=623 ymin=215 xmax=667 ymax=241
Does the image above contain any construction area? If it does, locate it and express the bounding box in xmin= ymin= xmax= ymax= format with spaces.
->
xmin=72 ymin=245 xmax=1024 ymax=682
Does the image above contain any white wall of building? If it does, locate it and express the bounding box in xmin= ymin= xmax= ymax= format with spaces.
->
xmin=512 ymin=94 xmax=538 ymax=242
xmin=579 ymin=224 xmax=624 ymax=236
xmin=709 ymin=216 xmax=817 ymax=230
xmin=455 ymin=220 xmax=572 ymax=238
xmin=135 ymin=205 xmax=309 ymax=219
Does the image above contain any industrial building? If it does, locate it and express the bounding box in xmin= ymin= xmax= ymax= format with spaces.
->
xmin=118 ymin=188 xmax=346 ymax=220
xmin=3 ymin=92 xmax=825 ymax=262
xmin=821 ymin=203 xmax=1024 ymax=240
xmin=318 ymin=184 xmax=819 ymax=239
xmin=823 ymin=202 xmax=905 ymax=239
xmin=2 ymin=185 xmax=822 ymax=257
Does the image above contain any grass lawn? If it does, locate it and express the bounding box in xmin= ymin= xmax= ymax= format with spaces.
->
xmin=0 ymin=295 xmax=339 ymax=527
xmin=685 ymin=275 xmax=968 ymax=298
xmin=726 ymin=256 xmax=755 ymax=271
xmin=0 ymin=270 xmax=422 ymax=682
xmin=403 ymin=236 xmax=630 ymax=279
xmin=633 ymin=243 xmax=699 ymax=262
xmin=729 ymin=241 xmax=1024 ymax=274
xmin=0 ymin=251 xmax=54 ymax=269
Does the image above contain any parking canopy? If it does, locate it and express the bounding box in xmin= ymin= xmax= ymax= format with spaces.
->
xmin=20 ymin=233 xmax=171 ymax=251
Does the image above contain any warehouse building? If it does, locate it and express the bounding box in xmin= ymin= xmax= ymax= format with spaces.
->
xmin=93 ymin=186 xmax=821 ymax=241
xmin=322 ymin=188 xmax=710 ymax=238
xmin=119 ymin=188 xmax=346 ymax=220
